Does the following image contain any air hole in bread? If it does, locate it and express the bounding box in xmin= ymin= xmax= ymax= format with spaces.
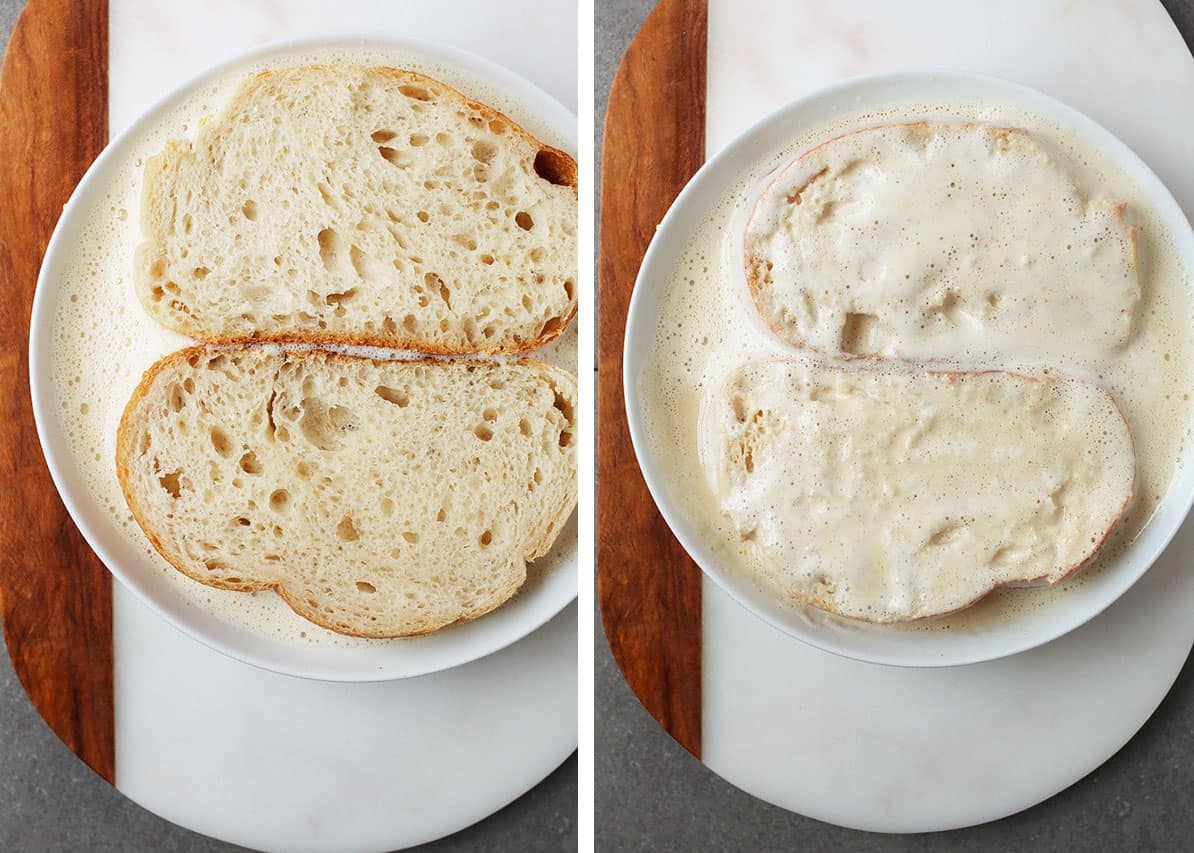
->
xmin=241 ymin=200 xmax=257 ymax=221
xmin=329 ymin=405 xmax=358 ymax=430
xmin=533 ymin=148 xmax=574 ymax=187
xmin=209 ymin=427 xmax=233 ymax=457
xmin=453 ymin=234 xmax=478 ymax=251
xmin=317 ymin=228 xmax=341 ymax=271
xmin=552 ymin=390 xmax=574 ymax=424
xmin=436 ymin=507 xmax=446 ymax=522
xmin=482 ymin=408 xmax=497 ymax=422
xmin=416 ymin=210 xmax=430 ymax=223
xmin=480 ymin=253 xmax=495 ymax=266
xmin=479 ymin=530 xmax=493 ymax=547
xmin=337 ymin=516 xmax=360 ymax=541
xmin=426 ymin=273 xmax=450 ymax=309
xmin=348 ymin=245 xmax=367 ymax=278
xmin=150 ymin=285 xmax=165 ymax=302
xmin=203 ymin=558 xmax=229 ymax=572
xmin=148 ymin=257 xmax=166 ymax=279
xmin=538 ymin=315 xmax=565 ymax=339
xmin=403 ymin=314 xmax=417 ymax=333
xmin=378 ymin=146 xmax=412 ymax=168
xmin=471 ymin=140 xmax=497 ymax=163
xmin=239 ymin=451 xmax=262 ymax=474
xmin=383 ymin=316 xmax=398 ymax=335
xmin=474 ymin=424 xmax=493 ymax=441
xmin=398 ymin=84 xmax=432 ymax=102
xmin=403 ymin=531 xmax=418 ymax=544
xmin=533 ymin=468 xmax=542 ymax=485
xmin=269 ymin=489 xmax=290 ymax=512
xmin=299 ymin=398 xmax=358 ymax=450
xmin=296 ymin=461 xmax=314 ymax=478
xmin=370 ymin=129 xmax=397 ymax=143
xmin=380 ymin=497 xmax=394 ymax=516
xmin=515 ymin=211 xmax=534 ymax=231
xmin=168 ymin=384 xmax=186 ymax=412
xmin=409 ymin=133 xmax=428 ymax=147
xmin=159 ymin=471 xmax=182 ymax=498
xmin=434 ymin=132 xmax=452 ymax=146
xmin=518 ymin=418 xmax=532 ymax=437
xmin=840 ymin=312 xmax=882 ymax=355
xmin=326 ymin=287 xmax=359 ymax=308
xmin=375 ymin=385 xmax=409 ymax=407
xmin=564 ymin=279 xmax=575 ymax=300
xmin=356 ymin=581 xmax=376 ymax=594
xmin=236 ymin=517 xmax=251 ymax=527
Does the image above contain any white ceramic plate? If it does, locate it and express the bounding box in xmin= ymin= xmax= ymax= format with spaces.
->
xmin=625 ymin=70 xmax=1194 ymax=668
xmin=29 ymin=36 xmax=578 ymax=682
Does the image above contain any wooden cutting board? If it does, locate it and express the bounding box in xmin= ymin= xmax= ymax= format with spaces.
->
xmin=0 ymin=0 xmax=113 ymax=783
xmin=597 ymin=0 xmax=705 ymax=758
xmin=0 ymin=3 xmax=581 ymax=848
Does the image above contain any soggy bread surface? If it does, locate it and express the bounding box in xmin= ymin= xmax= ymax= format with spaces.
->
xmin=136 ymin=65 xmax=578 ymax=353
xmin=116 ymin=347 xmax=578 ymax=637
xmin=710 ymin=361 xmax=1135 ymax=622
xmin=745 ymin=122 xmax=1139 ymax=360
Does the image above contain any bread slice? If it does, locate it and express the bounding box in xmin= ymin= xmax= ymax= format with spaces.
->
xmin=116 ymin=347 xmax=577 ymax=638
xmin=744 ymin=122 xmax=1138 ymax=360
xmin=136 ymin=65 xmax=577 ymax=354
xmin=709 ymin=360 xmax=1134 ymax=622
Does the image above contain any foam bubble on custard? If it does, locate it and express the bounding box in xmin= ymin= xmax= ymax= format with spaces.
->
xmin=49 ymin=45 xmax=575 ymax=648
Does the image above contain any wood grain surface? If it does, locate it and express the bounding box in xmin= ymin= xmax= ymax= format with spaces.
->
xmin=0 ymin=0 xmax=114 ymax=782
xmin=597 ymin=0 xmax=707 ymax=758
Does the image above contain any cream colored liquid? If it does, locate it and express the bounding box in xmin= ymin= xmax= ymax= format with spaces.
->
xmin=50 ymin=46 xmax=576 ymax=648
xmin=640 ymin=102 xmax=1194 ymax=633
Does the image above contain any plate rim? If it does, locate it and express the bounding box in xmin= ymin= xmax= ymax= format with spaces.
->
xmin=623 ymin=67 xmax=1194 ymax=668
xmin=28 ymin=33 xmax=579 ymax=683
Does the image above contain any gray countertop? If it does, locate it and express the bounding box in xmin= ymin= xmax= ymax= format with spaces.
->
xmin=0 ymin=1 xmax=575 ymax=850
xmin=595 ymin=0 xmax=1194 ymax=850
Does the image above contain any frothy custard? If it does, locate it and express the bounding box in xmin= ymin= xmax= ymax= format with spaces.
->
xmin=639 ymin=102 xmax=1194 ymax=633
